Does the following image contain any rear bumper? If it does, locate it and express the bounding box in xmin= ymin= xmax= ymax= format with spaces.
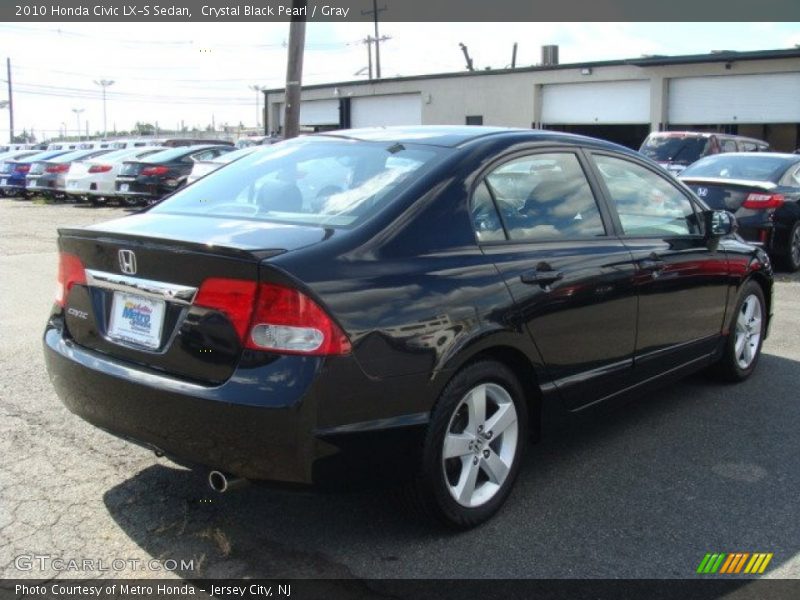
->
xmin=43 ymin=322 xmax=429 ymax=486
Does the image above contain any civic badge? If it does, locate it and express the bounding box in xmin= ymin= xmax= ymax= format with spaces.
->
xmin=118 ymin=249 xmax=137 ymax=275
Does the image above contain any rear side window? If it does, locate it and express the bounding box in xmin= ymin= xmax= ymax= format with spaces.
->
xmin=471 ymin=182 xmax=505 ymax=242
xmin=720 ymin=139 xmax=738 ymax=153
xmin=594 ymin=154 xmax=701 ymax=237
xmin=484 ymin=152 xmax=606 ymax=241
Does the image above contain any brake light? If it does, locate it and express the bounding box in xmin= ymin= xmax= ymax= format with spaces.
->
xmin=46 ymin=164 xmax=70 ymax=174
xmin=195 ymin=278 xmax=258 ymax=341
xmin=15 ymin=164 xmax=30 ymax=173
xmin=195 ymin=279 xmax=350 ymax=356
xmin=88 ymin=164 xmax=112 ymax=173
xmin=56 ymin=252 xmax=86 ymax=307
xmin=141 ymin=166 xmax=169 ymax=176
xmin=742 ymin=193 xmax=784 ymax=209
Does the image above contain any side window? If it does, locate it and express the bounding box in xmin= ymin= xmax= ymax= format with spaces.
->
xmin=720 ymin=139 xmax=738 ymax=153
xmin=593 ymin=154 xmax=701 ymax=237
xmin=484 ymin=152 xmax=606 ymax=241
xmin=471 ymin=181 xmax=505 ymax=242
xmin=740 ymin=141 xmax=757 ymax=152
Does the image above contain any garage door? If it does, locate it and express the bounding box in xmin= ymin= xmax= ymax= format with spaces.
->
xmin=278 ymin=99 xmax=340 ymax=127
xmin=351 ymin=94 xmax=422 ymax=128
xmin=669 ymin=73 xmax=800 ymax=124
xmin=541 ymin=81 xmax=650 ymax=124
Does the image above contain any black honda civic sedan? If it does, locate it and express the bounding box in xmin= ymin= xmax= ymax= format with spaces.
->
xmin=44 ymin=127 xmax=773 ymax=528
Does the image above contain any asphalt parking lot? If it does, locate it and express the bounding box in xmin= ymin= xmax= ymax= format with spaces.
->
xmin=1 ymin=198 xmax=798 ymax=581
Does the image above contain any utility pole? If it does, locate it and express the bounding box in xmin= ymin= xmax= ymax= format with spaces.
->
xmin=364 ymin=36 xmax=373 ymax=80
xmin=361 ymin=0 xmax=386 ymax=78
xmin=71 ymin=108 xmax=84 ymax=141
xmin=282 ymin=0 xmax=306 ymax=139
xmin=248 ymin=84 xmax=266 ymax=128
xmin=6 ymin=58 xmax=14 ymax=143
xmin=93 ymin=79 xmax=114 ymax=139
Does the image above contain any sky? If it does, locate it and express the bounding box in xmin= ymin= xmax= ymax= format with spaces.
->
xmin=0 ymin=22 xmax=799 ymax=141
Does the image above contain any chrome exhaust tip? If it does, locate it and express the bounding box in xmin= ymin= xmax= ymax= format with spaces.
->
xmin=208 ymin=470 xmax=248 ymax=493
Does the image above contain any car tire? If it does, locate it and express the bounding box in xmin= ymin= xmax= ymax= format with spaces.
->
xmin=710 ymin=280 xmax=766 ymax=382
xmin=780 ymin=221 xmax=800 ymax=272
xmin=407 ymin=360 xmax=528 ymax=529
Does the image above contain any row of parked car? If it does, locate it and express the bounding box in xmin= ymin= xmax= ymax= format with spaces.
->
xmin=0 ymin=139 xmax=253 ymax=205
xmin=2 ymin=129 xmax=799 ymax=271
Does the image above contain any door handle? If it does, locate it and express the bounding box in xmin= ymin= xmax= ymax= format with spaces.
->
xmin=520 ymin=269 xmax=564 ymax=286
xmin=638 ymin=257 xmax=666 ymax=271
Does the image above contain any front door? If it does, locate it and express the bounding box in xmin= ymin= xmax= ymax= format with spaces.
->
xmin=587 ymin=152 xmax=730 ymax=380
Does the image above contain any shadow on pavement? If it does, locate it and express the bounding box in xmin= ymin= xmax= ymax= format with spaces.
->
xmin=102 ymin=352 xmax=800 ymax=580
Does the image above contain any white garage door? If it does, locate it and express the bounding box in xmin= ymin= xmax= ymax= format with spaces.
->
xmin=541 ymin=80 xmax=650 ymax=124
xmin=278 ymin=99 xmax=340 ymax=127
xmin=351 ymin=94 xmax=423 ymax=128
xmin=669 ymin=73 xmax=800 ymax=124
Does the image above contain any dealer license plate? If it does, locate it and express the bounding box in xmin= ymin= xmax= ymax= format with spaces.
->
xmin=108 ymin=291 xmax=165 ymax=349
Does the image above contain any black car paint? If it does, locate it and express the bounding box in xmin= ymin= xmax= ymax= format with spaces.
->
xmin=681 ymin=156 xmax=800 ymax=261
xmin=44 ymin=128 xmax=773 ymax=486
xmin=114 ymin=145 xmax=232 ymax=201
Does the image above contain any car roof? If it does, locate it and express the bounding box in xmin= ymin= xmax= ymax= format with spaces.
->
xmin=316 ymin=125 xmax=629 ymax=151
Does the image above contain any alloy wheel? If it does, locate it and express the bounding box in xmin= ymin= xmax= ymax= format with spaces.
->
xmin=442 ymin=383 xmax=519 ymax=508
xmin=791 ymin=225 xmax=800 ymax=269
xmin=734 ymin=294 xmax=763 ymax=370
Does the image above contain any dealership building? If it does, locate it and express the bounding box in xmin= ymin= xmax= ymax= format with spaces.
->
xmin=263 ymin=47 xmax=800 ymax=151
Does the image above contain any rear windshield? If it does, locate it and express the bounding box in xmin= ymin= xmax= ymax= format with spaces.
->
xmin=150 ymin=137 xmax=444 ymax=228
xmin=680 ymin=155 xmax=793 ymax=182
xmin=640 ymin=135 xmax=709 ymax=164
xmin=51 ymin=148 xmax=112 ymax=163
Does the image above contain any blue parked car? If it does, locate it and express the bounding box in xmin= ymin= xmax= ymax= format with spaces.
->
xmin=0 ymin=150 xmax=70 ymax=198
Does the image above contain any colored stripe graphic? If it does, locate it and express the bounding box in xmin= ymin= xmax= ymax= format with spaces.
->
xmin=699 ymin=553 xmax=774 ymax=575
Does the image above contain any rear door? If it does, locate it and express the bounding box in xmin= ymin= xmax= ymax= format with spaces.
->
xmin=587 ymin=152 xmax=730 ymax=380
xmin=474 ymin=149 xmax=638 ymax=410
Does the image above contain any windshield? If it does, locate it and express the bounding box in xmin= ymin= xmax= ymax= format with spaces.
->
xmin=150 ymin=137 xmax=444 ymax=228
xmin=640 ymin=135 xmax=709 ymax=164
xmin=680 ymin=155 xmax=792 ymax=182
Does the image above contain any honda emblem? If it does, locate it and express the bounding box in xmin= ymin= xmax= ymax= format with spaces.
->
xmin=118 ymin=249 xmax=137 ymax=275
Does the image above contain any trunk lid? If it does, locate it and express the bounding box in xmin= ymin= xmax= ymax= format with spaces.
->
xmin=119 ymin=161 xmax=145 ymax=177
xmin=58 ymin=213 xmax=333 ymax=384
xmin=681 ymin=177 xmax=776 ymax=211
xmin=29 ymin=161 xmax=48 ymax=175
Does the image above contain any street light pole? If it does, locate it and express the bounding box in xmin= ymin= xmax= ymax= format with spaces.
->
xmin=248 ymin=84 xmax=266 ymax=129
xmin=93 ymin=79 xmax=114 ymax=138
xmin=72 ymin=108 xmax=85 ymax=141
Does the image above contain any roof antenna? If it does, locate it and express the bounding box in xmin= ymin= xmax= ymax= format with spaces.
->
xmin=511 ymin=42 xmax=518 ymax=69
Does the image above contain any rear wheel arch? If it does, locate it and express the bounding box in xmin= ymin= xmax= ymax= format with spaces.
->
xmin=442 ymin=344 xmax=543 ymax=441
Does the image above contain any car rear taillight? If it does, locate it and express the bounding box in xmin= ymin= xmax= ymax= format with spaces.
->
xmin=46 ymin=164 xmax=70 ymax=174
xmin=88 ymin=164 xmax=112 ymax=173
xmin=15 ymin=164 xmax=30 ymax=173
xmin=742 ymin=193 xmax=784 ymax=209
xmin=195 ymin=278 xmax=350 ymax=356
xmin=141 ymin=166 xmax=169 ymax=176
xmin=56 ymin=252 xmax=86 ymax=307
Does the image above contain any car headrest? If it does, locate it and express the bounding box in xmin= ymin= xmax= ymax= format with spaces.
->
xmin=257 ymin=180 xmax=303 ymax=213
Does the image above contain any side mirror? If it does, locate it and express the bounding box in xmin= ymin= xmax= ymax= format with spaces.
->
xmin=704 ymin=210 xmax=737 ymax=238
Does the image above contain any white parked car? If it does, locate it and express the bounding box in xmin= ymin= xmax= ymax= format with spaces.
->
xmin=186 ymin=146 xmax=259 ymax=185
xmin=65 ymin=146 xmax=165 ymax=204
